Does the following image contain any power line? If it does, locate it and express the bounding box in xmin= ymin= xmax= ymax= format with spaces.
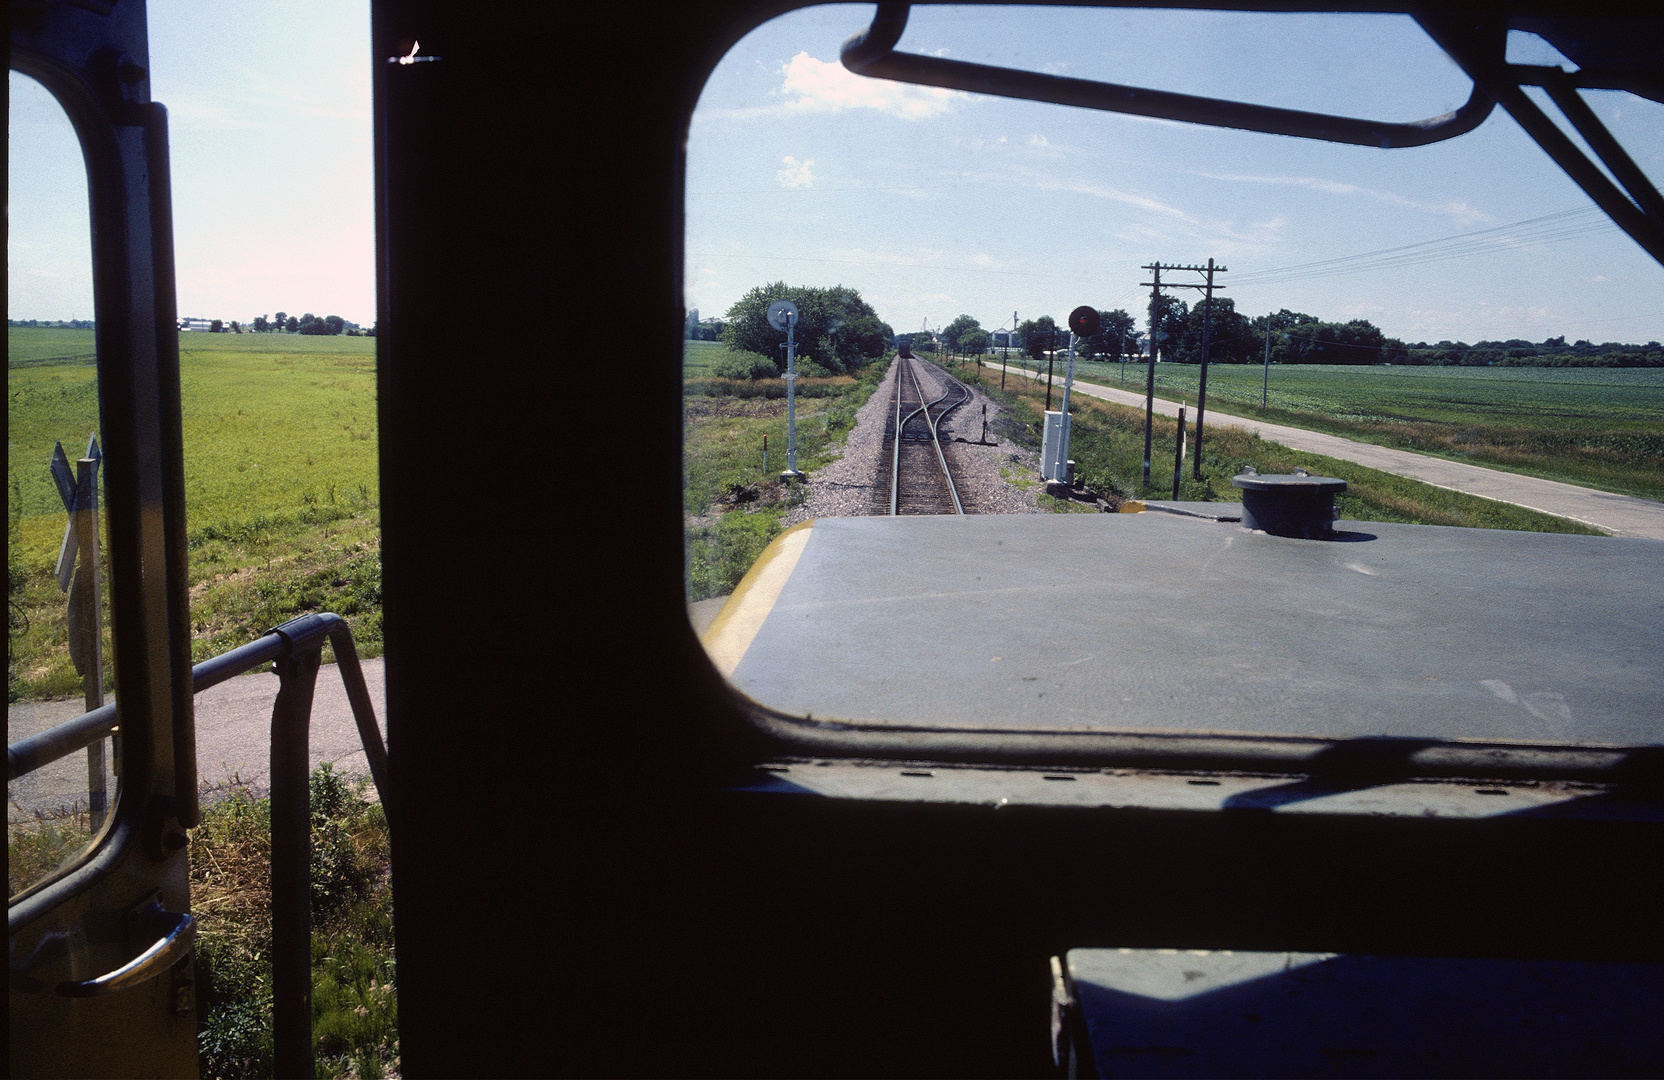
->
xmin=1232 ymin=207 xmax=1614 ymax=287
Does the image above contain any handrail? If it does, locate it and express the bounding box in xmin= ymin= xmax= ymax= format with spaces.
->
xmin=840 ymin=4 xmax=1496 ymax=150
xmin=8 ymin=612 xmax=387 ymax=1080
xmin=9 ymin=614 xmax=387 ymax=799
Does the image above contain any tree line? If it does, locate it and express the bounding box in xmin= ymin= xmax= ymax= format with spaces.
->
xmin=918 ymin=303 xmax=1663 ymax=368
xmin=247 ymin=312 xmax=370 ymax=336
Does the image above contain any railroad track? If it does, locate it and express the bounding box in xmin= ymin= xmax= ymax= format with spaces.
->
xmin=881 ymin=356 xmax=974 ymax=516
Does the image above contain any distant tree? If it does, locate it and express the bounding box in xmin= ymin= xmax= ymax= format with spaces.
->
xmin=230 ymin=320 xmax=242 ymax=333
xmin=252 ymin=315 xmax=269 ymax=333
xmin=210 ymin=319 xmax=224 ymax=333
xmin=1178 ymin=296 xmax=1256 ymax=363
xmin=834 ymin=314 xmax=893 ymax=365
xmin=1146 ymin=297 xmax=1187 ymax=362
xmin=722 ymin=282 xmax=891 ymax=374
xmin=940 ymin=314 xmax=982 ymax=354
xmin=960 ymin=328 xmax=990 ymax=355
xmin=274 ymin=311 xmax=288 ymax=332
xmin=285 ymin=315 xmax=299 ymax=333
xmin=1016 ymin=315 xmax=1059 ymax=353
xmin=1266 ymin=308 xmax=1318 ymax=333
xmin=1081 ymin=308 xmax=1135 ymax=358
xmin=324 ymin=315 xmax=346 ymax=335
xmin=1278 ymin=319 xmax=1391 ymax=365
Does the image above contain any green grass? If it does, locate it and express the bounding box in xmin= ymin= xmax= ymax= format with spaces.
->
xmin=682 ymin=339 xmax=752 ymax=378
xmin=683 ymin=354 xmax=889 ymax=600
xmin=9 ymin=327 xmax=381 ymax=699
xmin=1051 ymin=359 xmax=1664 ymax=502
xmin=191 ymin=765 xmax=397 ymax=1080
xmin=965 ymin=369 xmax=1604 ymax=535
xmin=7 ymin=801 xmax=96 ymax=898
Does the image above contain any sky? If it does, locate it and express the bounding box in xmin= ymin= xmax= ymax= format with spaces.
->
xmin=685 ymin=5 xmax=1664 ymax=345
xmin=9 ymin=0 xmax=375 ymax=327
xmin=8 ymin=3 xmax=1662 ymax=344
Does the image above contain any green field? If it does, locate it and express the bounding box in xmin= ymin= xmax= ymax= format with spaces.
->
xmin=9 ymin=327 xmax=381 ymax=698
xmin=1048 ymin=359 xmax=1664 ymax=502
xmin=681 ymin=338 xmax=734 ymax=377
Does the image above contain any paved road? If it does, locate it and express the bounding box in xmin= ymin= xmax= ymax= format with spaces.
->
xmin=992 ymin=362 xmax=1664 ymax=540
xmin=9 ymin=658 xmax=388 ymax=821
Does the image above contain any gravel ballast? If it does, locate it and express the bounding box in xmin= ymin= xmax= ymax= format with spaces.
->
xmin=781 ymin=357 xmax=1048 ymax=527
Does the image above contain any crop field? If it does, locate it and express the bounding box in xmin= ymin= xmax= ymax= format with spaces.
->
xmin=9 ymin=327 xmax=381 ymax=699
xmin=1054 ymin=359 xmax=1664 ymax=501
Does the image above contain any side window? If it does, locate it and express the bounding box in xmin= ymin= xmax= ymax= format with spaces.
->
xmin=8 ymin=70 xmax=115 ymax=898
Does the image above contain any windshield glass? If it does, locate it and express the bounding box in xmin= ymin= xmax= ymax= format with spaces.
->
xmin=684 ymin=5 xmax=1664 ymax=747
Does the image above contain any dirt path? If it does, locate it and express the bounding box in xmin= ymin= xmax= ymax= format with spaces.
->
xmin=993 ymin=362 xmax=1664 ymax=540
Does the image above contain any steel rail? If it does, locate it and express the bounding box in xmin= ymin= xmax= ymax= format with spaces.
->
xmin=889 ymin=354 xmax=907 ymax=515
xmin=889 ymin=356 xmax=937 ymax=515
xmin=907 ymin=358 xmax=964 ymax=517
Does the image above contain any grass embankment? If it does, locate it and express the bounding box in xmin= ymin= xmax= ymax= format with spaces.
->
xmin=1041 ymin=358 xmax=1664 ymax=503
xmin=191 ymin=766 xmax=397 ymax=1080
xmin=964 ymin=365 xmax=1603 ymax=534
xmin=683 ymin=343 xmax=889 ymax=600
xmin=9 ymin=327 xmax=382 ymax=700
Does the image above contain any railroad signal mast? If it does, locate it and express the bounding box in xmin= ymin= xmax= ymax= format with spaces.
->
xmin=1039 ymin=307 xmax=1101 ymax=489
xmin=768 ymin=300 xmax=805 ymax=480
xmin=1141 ymin=260 xmax=1226 ymax=486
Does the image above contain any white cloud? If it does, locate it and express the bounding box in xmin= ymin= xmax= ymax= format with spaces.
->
xmin=970 ymin=252 xmax=999 ymax=268
xmin=776 ymin=156 xmax=815 ymax=188
xmin=1592 ymin=274 xmax=1609 ymax=282
xmin=1029 ymin=134 xmax=1049 ymax=147
xmin=779 ymin=52 xmax=966 ymax=119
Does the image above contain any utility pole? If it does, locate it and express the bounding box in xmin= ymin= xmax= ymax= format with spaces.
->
xmin=1263 ymin=311 xmax=1273 ymax=408
xmin=1143 ymin=260 xmax=1226 ymax=484
xmin=1140 ymin=264 xmax=1166 ymax=486
xmin=1193 ymin=258 xmax=1221 ymax=480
